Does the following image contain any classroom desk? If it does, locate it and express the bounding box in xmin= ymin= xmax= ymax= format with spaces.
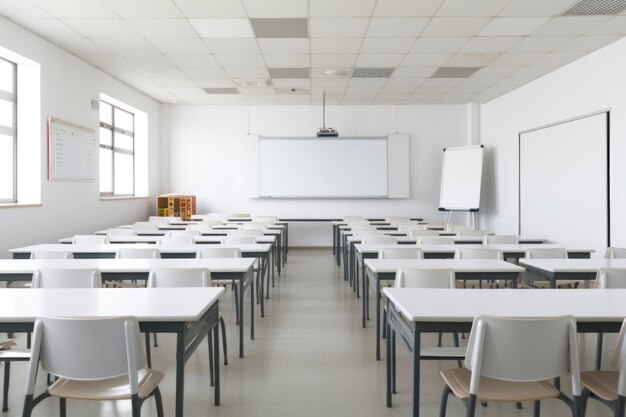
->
xmin=0 ymin=258 xmax=255 ymax=358
xmin=383 ymin=288 xmax=626 ymax=417
xmin=519 ymin=258 xmax=626 ymax=288
xmin=0 ymin=287 xmax=223 ymax=417
xmin=364 ymin=259 xmax=525 ymax=360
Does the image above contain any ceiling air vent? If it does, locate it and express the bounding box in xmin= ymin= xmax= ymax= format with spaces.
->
xmin=202 ymin=88 xmax=239 ymax=95
xmin=352 ymin=68 xmax=395 ymax=78
xmin=563 ymin=0 xmax=626 ymax=15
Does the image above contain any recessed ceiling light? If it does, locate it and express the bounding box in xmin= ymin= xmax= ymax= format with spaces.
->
xmin=322 ymin=68 xmax=349 ymax=77
xmin=234 ymin=79 xmax=270 ymax=87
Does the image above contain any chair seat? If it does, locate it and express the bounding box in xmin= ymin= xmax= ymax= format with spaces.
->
xmin=48 ymin=369 xmax=164 ymax=401
xmin=440 ymin=368 xmax=560 ymax=402
xmin=421 ymin=347 xmax=466 ymax=358
xmin=581 ymin=370 xmax=618 ymax=401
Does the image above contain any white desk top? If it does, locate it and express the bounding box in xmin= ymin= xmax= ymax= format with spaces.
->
xmin=356 ymin=243 xmax=594 ymax=255
xmin=11 ymin=243 xmax=271 ymax=255
xmin=383 ymin=288 xmax=626 ymax=323
xmin=520 ymin=258 xmax=626 ymax=273
xmin=60 ymin=235 xmax=275 ymax=244
xmin=0 ymin=258 xmax=256 ymax=274
xmin=365 ymin=259 xmax=525 ymax=274
xmin=0 ymin=287 xmax=224 ymax=323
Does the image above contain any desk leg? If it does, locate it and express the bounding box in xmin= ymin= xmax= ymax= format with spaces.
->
xmin=412 ymin=325 xmax=421 ymax=417
xmin=175 ymin=328 xmax=186 ymax=417
xmin=271 ymin=244 xmax=276 ymax=287
xmin=336 ymin=229 xmax=341 ymax=266
xmin=284 ymin=225 xmax=288 ymax=263
xmin=265 ymin=254 xmax=270 ymax=300
xmin=386 ymin=300 xmax=392 ymax=407
xmin=277 ymin=237 xmax=282 ymax=276
xmin=239 ymin=273 xmax=245 ymax=358
xmin=333 ymin=225 xmax=336 ymax=255
xmin=355 ymin=250 xmax=360 ymax=298
xmin=362 ymin=268 xmax=368 ymax=328
xmin=376 ymin=279 xmax=381 ymax=360
xmin=212 ymin=320 xmax=220 ymax=406
xmin=250 ymin=270 xmax=255 ymax=341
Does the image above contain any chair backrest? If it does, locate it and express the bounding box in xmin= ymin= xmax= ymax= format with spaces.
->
xmin=595 ymin=268 xmax=626 ymax=288
xmin=107 ymin=228 xmax=136 ymax=237
xmin=350 ymin=224 xmax=377 ymax=231
xmin=27 ymin=316 xmax=145 ymax=393
xmin=207 ymin=213 xmax=229 ymax=220
xmin=525 ymin=247 xmax=568 ymax=259
xmin=454 ymin=248 xmax=503 ymax=260
xmin=242 ymin=223 xmax=269 ymax=231
xmin=197 ymin=247 xmax=242 ymax=258
xmin=72 ymin=235 xmax=110 ymax=244
xmin=605 ymin=247 xmax=626 ymax=259
xmin=157 ymin=236 xmax=195 ymax=245
xmin=166 ymin=230 xmax=200 ymax=237
xmin=132 ymin=222 xmax=158 ymax=231
xmin=408 ymin=230 xmax=439 ymax=238
xmin=222 ymin=236 xmax=256 ymax=245
xmin=30 ymin=251 xmax=74 ymax=259
xmin=378 ymin=247 xmax=424 ymax=260
xmin=457 ymin=229 xmax=489 ymax=236
xmin=610 ymin=319 xmax=626 ymax=397
xmin=352 ymin=230 xmax=384 ymax=238
xmin=147 ymin=268 xmax=211 ymax=288
xmin=361 ymin=236 xmax=398 ymax=245
xmin=149 ymin=216 xmax=181 ymax=224
xmin=394 ymin=268 xmax=455 ymax=288
xmin=417 ymin=236 xmax=455 ymax=245
xmin=464 ymin=315 xmax=580 ymax=396
xmin=32 ymin=269 xmax=102 ymax=288
xmin=253 ymin=216 xmax=278 ymax=222
xmin=398 ymin=225 xmax=427 ymax=233
xmin=229 ymin=229 xmax=264 ymax=237
xmin=115 ymin=248 xmax=161 ymax=259
xmin=230 ymin=213 xmax=250 ymax=218
xmin=199 ymin=220 xmax=223 ymax=227
xmin=483 ymin=235 xmax=518 ymax=244
xmin=187 ymin=224 xmax=214 ymax=234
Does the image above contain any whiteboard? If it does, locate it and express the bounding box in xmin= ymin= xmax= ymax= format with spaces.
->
xmin=439 ymin=145 xmax=484 ymax=211
xmin=258 ymin=137 xmax=387 ymax=198
xmin=519 ymin=112 xmax=608 ymax=256
xmin=48 ymin=118 xmax=96 ymax=181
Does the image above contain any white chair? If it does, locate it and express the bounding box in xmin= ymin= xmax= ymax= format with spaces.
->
xmin=207 ymin=213 xmax=229 ymax=221
xmin=23 ymin=316 xmax=164 ymax=417
xmin=229 ymin=229 xmax=263 ymax=237
xmin=222 ymin=236 xmax=256 ymax=245
xmin=31 ymin=269 xmax=102 ymax=288
xmin=230 ymin=213 xmax=250 ymax=218
xmin=581 ymin=318 xmax=626 ymax=416
xmin=241 ymin=223 xmax=269 ymax=231
xmin=72 ymin=235 xmax=109 ymax=244
xmin=398 ymin=225 xmax=427 ymax=233
xmin=197 ymin=247 xmax=243 ymax=324
xmin=361 ymin=236 xmax=397 ymax=245
xmin=166 ymin=230 xmax=200 ymax=237
xmin=344 ymin=216 xmax=365 ymax=222
xmin=350 ymin=224 xmax=377 ymax=232
xmin=115 ymin=248 xmax=161 ymax=259
xmin=157 ymin=236 xmax=195 ymax=245
xmin=253 ymin=216 xmax=278 ymax=222
xmin=455 ymin=248 xmax=504 ymax=288
xmin=456 ymin=229 xmax=489 ymax=237
xmin=132 ymin=222 xmax=158 ymax=231
xmin=409 ymin=230 xmax=439 ymax=239
xmin=199 ymin=220 xmax=223 ymax=227
xmin=188 ymin=224 xmax=215 ymax=234
xmin=483 ymin=235 xmax=518 ymax=244
xmin=147 ymin=268 xmax=228 ymax=366
xmin=352 ymin=230 xmax=383 ymax=238
xmin=417 ymin=236 xmax=455 ymax=245
xmin=439 ymin=315 xmax=581 ymax=417
xmin=605 ymin=247 xmax=626 ymax=259
xmin=596 ymin=268 xmax=626 ymax=289
xmin=30 ymin=251 xmax=73 ymax=259
xmin=524 ymin=247 xmax=575 ymax=288
xmin=107 ymin=228 xmax=136 ymax=237
xmin=378 ymin=248 xmax=424 ymax=259
xmin=149 ymin=215 xmax=180 ymax=224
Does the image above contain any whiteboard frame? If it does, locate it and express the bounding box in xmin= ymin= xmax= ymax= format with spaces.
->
xmin=438 ymin=144 xmax=484 ymax=212
xmin=47 ymin=117 xmax=96 ymax=182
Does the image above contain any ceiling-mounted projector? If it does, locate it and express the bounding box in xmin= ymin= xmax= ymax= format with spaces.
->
xmin=317 ymin=90 xmax=338 ymax=137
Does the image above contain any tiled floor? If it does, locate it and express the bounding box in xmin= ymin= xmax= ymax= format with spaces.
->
xmin=2 ymin=249 xmax=615 ymax=416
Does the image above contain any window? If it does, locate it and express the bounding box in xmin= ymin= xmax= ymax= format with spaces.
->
xmin=99 ymin=100 xmax=135 ymax=196
xmin=0 ymin=57 xmax=16 ymax=203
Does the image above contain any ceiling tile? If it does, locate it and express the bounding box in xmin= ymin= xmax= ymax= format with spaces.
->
xmin=126 ymin=19 xmax=198 ymax=38
xmin=181 ymin=68 xmax=229 ymax=78
xmin=349 ymin=78 xmax=388 ymax=86
xmin=311 ymin=77 xmax=350 ymax=86
xmin=0 ymin=1 xmax=52 ymax=18
xmin=51 ymin=37 xmax=103 ymax=54
xmin=410 ymin=37 xmax=470 ymax=53
xmin=76 ymin=53 xmax=125 ymax=67
xmin=488 ymin=52 xmax=544 ymax=66
xmin=311 ymin=38 xmax=363 ymax=53
xmin=436 ymin=0 xmax=511 ymax=16
xmin=310 ymin=18 xmax=369 ymax=38
xmin=511 ymin=66 xmax=554 ymax=77
xmin=400 ymin=53 xmax=452 ymax=67
xmin=101 ymin=0 xmax=182 ymax=17
xmin=225 ymin=67 xmax=270 ymax=78
xmin=558 ymin=35 xmax=621 ymax=52
xmin=310 ymin=0 xmax=377 ymax=17
xmin=165 ymin=86 xmax=206 ymax=95
xmin=166 ymin=54 xmax=221 ymax=68
xmin=374 ymin=0 xmax=444 ymax=16
xmin=346 ymin=86 xmax=383 ymax=94
xmin=272 ymin=78 xmax=311 ymax=88
xmin=238 ymin=86 xmax=277 ymax=95
xmin=360 ymin=38 xmax=415 ymax=54
xmin=366 ymin=17 xmax=429 ymax=37
xmin=459 ymin=77 xmax=502 ymax=86
xmin=258 ymin=39 xmax=310 ymax=54
xmin=421 ymin=17 xmax=491 ymax=37
xmin=149 ymin=38 xmax=210 ymax=54
xmin=531 ymin=51 xmax=586 ymax=66
xmin=586 ymin=16 xmax=626 ymax=35
xmin=118 ymin=54 xmax=176 ymax=68
xmin=216 ymin=54 xmax=266 ymax=67
xmin=92 ymin=37 xmax=159 ymax=53
xmin=379 ymin=85 xmax=416 ymax=94
xmin=31 ymin=0 xmax=116 ymax=18
xmin=203 ymin=39 xmax=260 ymax=54
xmin=242 ymin=0 xmax=308 ymax=17
xmin=385 ymin=78 xmax=427 ymax=86
xmin=392 ymin=67 xmax=438 ymax=78
xmin=355 ymin=54 xmax=405 ymax=67
xmin=251 ymin=18 xmax=308 ymax=38
xmin=414 ymin=85 xmax=452 ymax=94
xmin=173 ymin=0 xmax=246 ymax=17
xmin=445 ymin=53 xmax=498 ymax=66
xmin=189 ymin=18 xmax=254 ymax=38
xmin=153 ymin=78 xmax=198 ymax=87
xmin=13 ymin=18 xmax=81 ymax=37
xmin=136 ymin=67 xmax=186 ymax=78
xmin=471 ymin=66 xmax=518 ymax=78
xmin=193 ymin=78 xmax=237 ymax=87
xmin=499 ymin=0 xmax=578 ymax=16
xmin=531 ymin=16 xmax=612 ymax=36
xmin=264 ymin=54 xmax=310 ymax=67
xmin=430 ymin=67 xmax=480 ymax=78
xmin=460 ymin=37 xmax=522 ymax=53
xmin=311 ymin=54 xmax=357 ymax=67
xmin=268 ymin=67 xmax=309 ymax=78
xmin=62 ymin=18 xmax=139 ymax=38
xmin=478 ymin=17 xmax=550 ymax=36
xmin=447 ymin=84 xmax=487 ymax=94
xmin=509 ymin=36 xmax=573 ymax=52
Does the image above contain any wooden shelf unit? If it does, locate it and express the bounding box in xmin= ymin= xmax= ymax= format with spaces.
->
xmin=156 ymin=194 xmax=196 ymax=221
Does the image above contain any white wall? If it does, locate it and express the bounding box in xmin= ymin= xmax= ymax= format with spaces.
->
xmin=0 ymin=16 xmax=161 ymax=257
xmin=480 ymin=37 xmax=626 ymax=248
xmin=165 ymin=104 xmax=468 ymax=246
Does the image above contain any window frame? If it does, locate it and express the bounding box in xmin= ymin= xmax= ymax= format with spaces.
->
xmin=99 ymin=100 xmax=135 ymax=197
xmin=0 ymin=56 xmax=17 ymax=203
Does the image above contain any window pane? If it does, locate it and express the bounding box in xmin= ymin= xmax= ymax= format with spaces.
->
xmin=114 ymin=131 xmax=133 ymax=151
xmin=99 ymin=148 xmax=112 ymax=193
xmin=114 ymin=107 xmax=133 ymax=132
xmin=99 ymin=127 xmax=112 ymax=146
xmin=0 ymin=59 xmax=14 ymax=94
xmin=114 ymin=152 xmax=133 ymax=195
xmin=100 ymin=101 xmax=112 ymax=125
xmin=0 ymin=134 xmax=14 ymax=200
xmin=0 ymin=99 xmax=13 ymax=128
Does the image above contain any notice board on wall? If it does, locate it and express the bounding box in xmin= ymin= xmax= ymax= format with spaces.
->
xmin=48 ymin=118 xmax=96 ymax=181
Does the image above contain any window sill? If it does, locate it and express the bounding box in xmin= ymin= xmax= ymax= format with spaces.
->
xmin=100 ymin=196 xmax=149 ymax=201
xmin=0 ymin=203 xmax=42 ymax=209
